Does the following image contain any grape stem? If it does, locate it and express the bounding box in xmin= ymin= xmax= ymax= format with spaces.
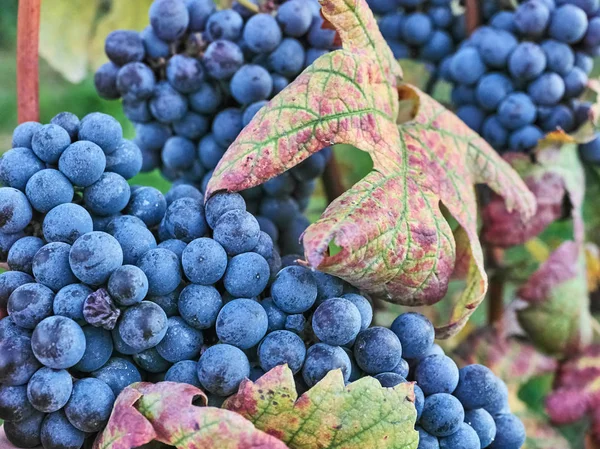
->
xmin=464 ymin=0 xmax=480 ymax=35
xmin=236 ymin=0 xmax=260 ymax=13
xmin=0 ymin=263 xmax=8 ymax=271
xmin=322 ymin=150 xmax=345 ymax=202
xmin=17 ymin=0 xmax=41 ymax=123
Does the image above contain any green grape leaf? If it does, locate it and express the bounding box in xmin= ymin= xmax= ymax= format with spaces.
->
xmin=223 ymin=365 xmax=418 ymax=449
xmin=94 ymin=382 xmax=288 ymax=449
xmin=39 ymin=0 xmax=101 ymax=83
xmin=517 ymin=241 xmax=593 ymax=355
xmin=207 ymin=0 xmax=535 ymax=337
xmin=546 ymin=345 xmax=600 ymax=443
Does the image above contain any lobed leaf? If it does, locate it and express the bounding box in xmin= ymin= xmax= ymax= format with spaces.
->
xmin=224 ymin=365 xmax=418 ymax=449
xmin=546 ymin=345 xmax=600 ymax=442
xmin=207 ymin=0 xmax=535 ymax=338
xmin=517 ymin=241 xmax=593 ymax=355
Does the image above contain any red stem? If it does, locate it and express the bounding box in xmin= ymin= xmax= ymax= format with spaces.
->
xmin=465 ymin=0 xmax=481 ymax=35
xmin=17 ymin=0 xmax=41 ymax=124
xmin=322 ymin=153 xmax=345 ymax=202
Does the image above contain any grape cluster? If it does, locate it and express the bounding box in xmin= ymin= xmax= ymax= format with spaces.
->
xmin=369 ymin=0 xmax=466 ymax=66
xmin=441 ymin=0 xmax=598 ymax=154
xmin=94 ymin=0 xmax=336 ymax=253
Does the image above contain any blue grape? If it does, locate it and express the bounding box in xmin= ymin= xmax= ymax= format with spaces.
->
xmin=571 ymin=0 xmax=599 ymax=14
xmin=149 ymin=0 xmax=190 ymax=42
xmin=438 ymin=422 xmax=480 ymax=449
xmin=111 ymin=222 xmax=157 ymax=265
xmin=367 ymin=0 xmax=399 ymax=14
xmin=457 ymin=105 xmax=485 ymax=133
xmin=162 ymin=136 xmax=197 ymax=171
xmin=490 ymin=10 xmax=516 ymax=32
xmin=149 ymin=81 xmax=189 ymax=123
xmin=31 ymin=124 xmax=71 ymax=164
xmin=271 ymin=266 xmax=318 ymax=313
xmin=213 ymin=209 xmax=260 ymax=255
xmin=549 ymin=4 xmax=588 ymax=43
xmin=575 ymin=51 xmax=594 ymax=74
xmin=402 ymin=13 xmax=433 ymax=45
xmin=25 ymin=169 xmax=74 ymax=213
xmin=69 ymin=232 xmax=123 ymax=285
xmin=1 ymin=335 xmax=41 ymax=388
xmin=311 ymin=271 xmax=344 ymax=305
xmin=391 ymin=312 xmax=435 ymax=359
xmin=482 ymin=116 xmax=509 ymax=150
xmin=163 ymin=197 xmax=208 ymax=242
xmin=353 ymin=327 xmax=402 ymax=375
xmin=73 ymin=326 xmax=113 ymax=373
xmin=528 ymin=73 xmax=565 ymax=105
xmin=379 ymin=12 xmax=404 ymax=41
xmin=95 ymin=62 xmax=120 ymax=100
xmin=271 ymin=73 xmax=289 ymax=95
xmin=256 ymin=216 xmax=279 ymax=242
xmin=205 ymin=192 xmax=246 ymax=228
xmin=211 ymin=107 xmax=243 ymax=147
xmin=198 ymin=134 xmax=227 ymax=169
xmin=420 ymin=393 xmax=465 ymax=437
xmin=173 ymin=112 xmax=210 ymax=140
xmin=539 ymin=104 xmax=575 ymax=132
xmin=92 ymin=357 xmax=142 ymax=395
xmin=3 ymin=411 xmax=45 ymax=448
xmin=508 ymin=42 xmax=547 ymax=81
xmin=563 ymin=66 xmax=588 ymax=98
xmin=454 ymin=365 xmax=505 ymax=410
xmin=541 ymin=39 xmax=575 ymax=76
xmin=259 ymin=330 xmax=306 ymax=374
xmin=416 ymin=426 xmax=440 ymax=449
xmin=125 ymin=186 xmax=167 ymax=227
xmin=497 ymin=93 xmax=537 ymax=130
xmin=580 ymin=133 xmax=600 ymax=163
xmin=449 ymin=48 xmax=486 ymax=85
xmin=206 ymin=9 xmax=243 ymax=41
xmin=105 ymin=139 xmax=143 ymax=179
xmin=488 ymin=414 xmax=525 ymax=449
xmin=78 ymin=112 xmax=123 ymax=155
xmin=0 ymin=147 xmax=45 ymax=190
xmin=27 ymin=367 xmax=73 ymax=413
xmin=203 ymin=40 xmax=244 ymax=80
xmin=116 ymin=62 xmax=156 ymax=101
xmin=508 ymin=125 xmax=543 ymax=151
xmin=0 ymin=384 xmax=36 ymax=422
xmin=133 ymin=347 xmax=171 ymax=373
xmin=136 ymin=248 xmax=180 ymax=295
xmin=105 ymin=30 xmax=145 ymax=66
xmin=182 ymin=237 xmax=227 ymax=284
xmin=0 ymin=316 xmax=31 ymax=340
xmin=307 ymin=16 xmax=337 ymax=49
xmin=305 ymin=47 xmax=328 ymax=66
xmin=302 ymin=343 xmax=351 ymax=387
xmin=269 ymin=38 xmax=306 ymax=77
xmin=31 ymin=316 xmax=86 ymax=369
xmin=420 ymin=31 xmax=454 ymax=62
xmin=391 ymin=358 xmax=410 ymax=378
xmin=8 ymin=283 xmax=54 ymax=329
xmin=585 ymin=17 xmax=600 ymax=50
xmin=476 ymin=73 xmax=514 ymax=111
xmin=514 ymin=0 xmax=550 ymax=37
xmin=259 ymin=196 xmax=301 ymax=227
xmin=243 ymin=13 xmax=282 ymax=53
xmin=312 ymin=298 xmax=361 ymax=346
xmin=0 ymin=231 xmax=25 ymax=261
xmin=0 ymin=271 xmax=34 ymax=309
xmin=261 ymin=297 xmax=287 ymax=332
xmin=189 ymin=83 xmax=223 ymax=115
xmin=165 ymin=360 xmax=201 ymax=387
xmin=166 ymin=54 xmax=206 ymax=94
xmin=40 ymin=410 xmax=86 ymax=449
xmin=429 ymin=6 xmax=452 ymax=27
xmin=343 ymin=347 xmax=363 ymax=382
xmin=53 ymin=284 xmax=92 ymax=325
xmin=197 ymin=344 xmax=250 ymax=396
xmin=216 ymin=298 xmax=268 ymax=349
xmin=123 ymin=97 xmax=151 ymax=123
xmin=106 ymin=214 xmax=146 ymax=233
xmin=277 ymin=0 xmax=312 ymax=37
xmin=249 ymin=366 xmax=266 ymax=381
xmin=231 ymin=64 xmax=273 ymax=104
xmin=0 ymin=188 xmax=32 ymax=233
xmin=464 ymin=408 xmax=496 ymax=448
xmin=32 ymin=242 xmax=77 ymax=292
xmin=415 ymin=355 xmax=459 ymax=395
xmin=374 ymin=372 xmax=406 ymax=388
xmin=251 ymin=231 xmax=274 ymax=259
xmin=135 ymin=122 xmax=172 ymax=151
xmin=43 ymin=203 xmax=93 ymax=244
xmin=263 ymin=172 xmax=296 ymax=197
xmin=284 ymin=313 xmax=306 ymax=334
xmin=141 ymin=25 xmax=170 ymax=58
xmin=165 ymin=184 xmax=203 ymax=205
xmin=12 ymin=121 xmax=43 ymax=148
xmin=186 ymin=0 xmax=216 ymax=31
xmin=65 ymin=377 xmax=115 ymax=432
xmin=179 ymin=284 xmax=223 ymax=329
xmin=118 ymin=301 xmax=169 ymax=352
xmin=84 ymin=172 xmax=131 ymax=216
xmin=107 ymin=265 xmax=149 ymax=306
xmin=156 ymin=316 xmax=204 ymax=362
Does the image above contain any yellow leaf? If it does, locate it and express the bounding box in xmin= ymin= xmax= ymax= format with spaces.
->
xmin=524 ymin=238 xmax=551 ymax=263
xmin=39 ymin=0 xmax=101 ymax=83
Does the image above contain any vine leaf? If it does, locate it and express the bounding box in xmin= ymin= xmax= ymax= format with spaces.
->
xmin=517 ymin=241 xmax=592 ymax=355
xmin=546 ymin=345 xmax=600 ymax=443
xmin=94 ymin=382 xmax=288 ymax=449
xmin=223 ymin=365 xmax=418 ymax=449
xmin=207 ymin=0 xmax=535 ymax=337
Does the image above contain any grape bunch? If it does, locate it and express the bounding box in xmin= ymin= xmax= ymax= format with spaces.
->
xmin=368 ymin=0 xmax=467 ymax=66
xmin=441 ymin=0 xmax=598 ymax=154
xmin=94 ymin=0 xmax=337 ymax=253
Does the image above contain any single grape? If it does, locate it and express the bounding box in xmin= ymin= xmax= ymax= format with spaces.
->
xmin=223 ymin=252 xmax=270 ymax=298
xmin=3 ymin=411 xmax=45 ymax=448
xmin=197 ymin=344 xmax=250 ymax=396
xmin=149 ymin=0 xmax=190 ymax=42
xmin=156 ymin=316 xmax=204 ymax=362
xmin=312 ymin=298 xmax=361 ymax=346
xmin=133 ymin=347 xmax=172 ymax=373
xmin=464 ymin=408 xmax=497 ymax=448
xmin=118 ymin=301 xmax=169 ymax=352
xmin=65 ymin=377 xmax=115 ymax=432
xmin=271 ymin=266 xmax=318 ymax=313
xmin=91 ymin=357 xmax=142 ymax=396
xmin=415 ymin=355 xmax=459 ymax=395
xmin=149 ymin=81 xmax=189 ymax=124
xmin=8 ymin=283 xmax=55 ymax=330
xmin=31 ymin=124 xmax=71 ymax=164
xmin=277 ymin=0 xmax=312 ymax=37
xmin=202 ymin=40 xmax=244 ymax=80
xmin=69 ymin=231 xmax=123 ymax=286
xmin=0 ymin=384 xmax=36 ymax=422
xmin=0 ymin=271 xmax=34 ymax=309
xmin=454 ymin=364 xmax=505 ymax=410
xmin=216 ymin=298 xmax=268 ymax=349
xmin=258 ymin=330 xmax=306 ymax=374
xmin=27 ymin=367 xmax=73 ymax=413
xmin=137 ymin=248 xmax=182 ymax=295
xmin=243 ymin=13 xmax=282 ymax=53
xmin=0 ymin=147 xmax=45 ymax=191
xmin=353 ymin=327 xmax=402 ymax=375
xmin=302 ymin=343 xmax=351 ymax=387
xmin=549 ymin=4 xmax=588 ymax=43
xmin=420 ymin=393 xmax=465 ymax=437
xmin=12 ymin=121 xmax=43 ymax=148
xmin=40 ymin=410 xmax=86 ymax=449
xmin=0 ymin=336 xmax=41 ymax=386
xmin=42 ymin=203 xmax=93 ymax=244
xmin=268 ymin=38 xmax=306 ymax=77
xmin=165 ymin=360 xmax=201 ymax=387
xmin=31 ymin=316 xmax=86 ymax=369
xmin=489 ymin=414 xmax=526 ymax=449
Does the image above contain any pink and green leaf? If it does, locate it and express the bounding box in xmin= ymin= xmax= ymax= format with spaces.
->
xmin=224 ymin=365 xmax=418 ymax=449
xmin=207 ymin=0 xmax=535 ymax=338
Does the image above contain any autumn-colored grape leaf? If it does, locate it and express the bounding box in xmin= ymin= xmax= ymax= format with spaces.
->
xmin=483 ymin=134 xmax=585 ymax=248
xmin=207 ymin=0 xmax=535 ymax=337
xmin=546 ymin=345 xmax=600 ymax=443
xmin=94 ymin=382 xmax=288 ymax=449
xmin=223 ymin=365 xmax=418 ymax=449
xmin=517 ymin=241 xmax=592 ymax=356
xmin=519 ymin=409 xmax=572 ymax=449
